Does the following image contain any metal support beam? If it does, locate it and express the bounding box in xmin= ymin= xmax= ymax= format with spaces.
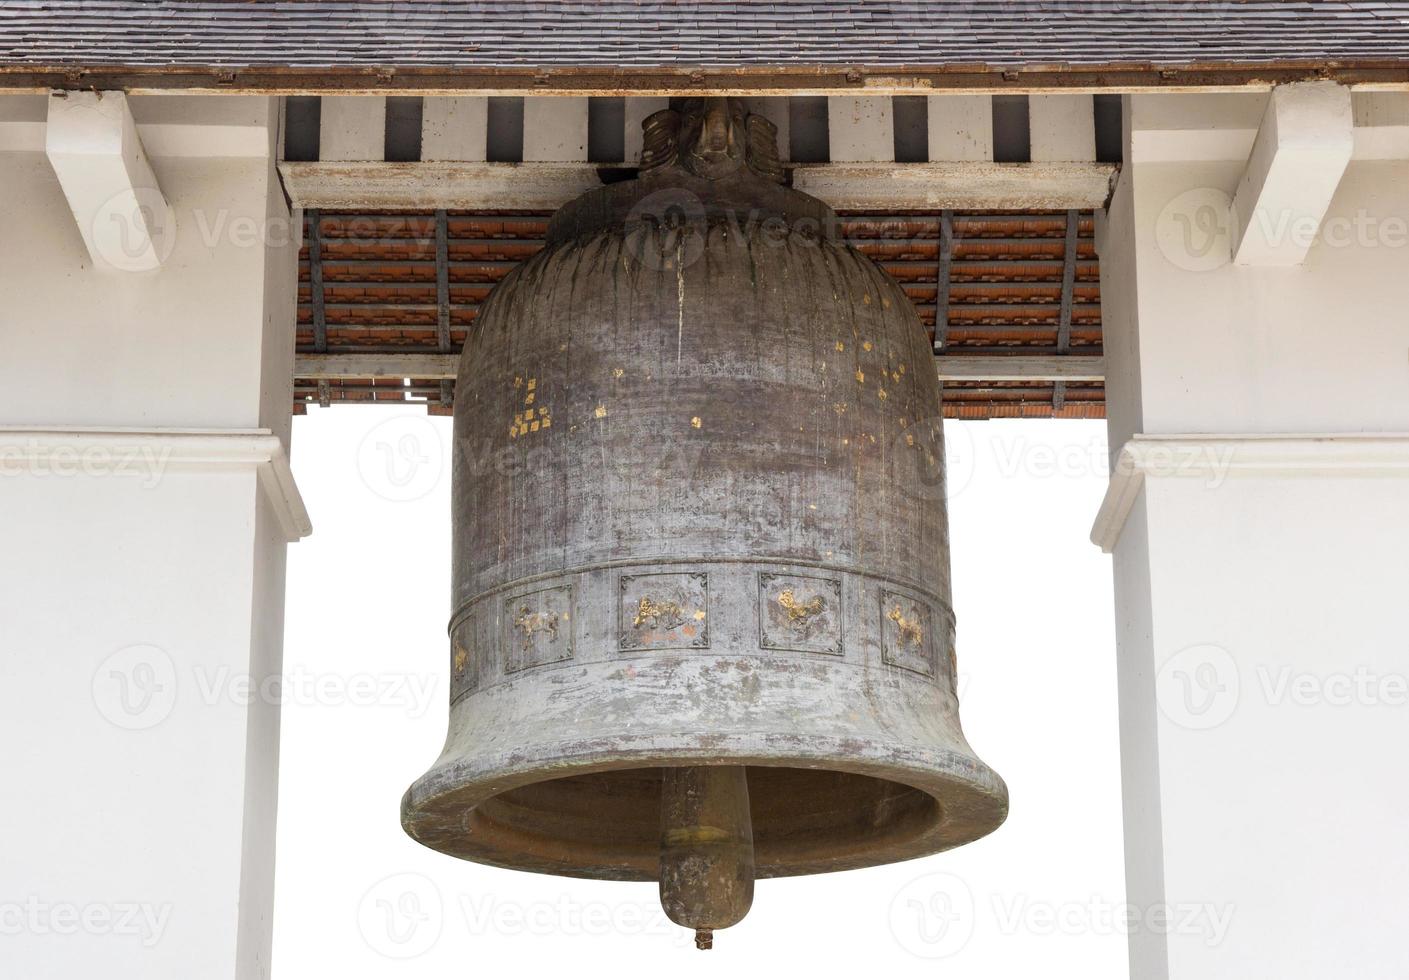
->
xmin=1053 ymin=208 xmax=1079 ymax=410
xmin=307 ymin=209 xmax=327 ymax=353
xmin=434 ymin=208 xmax=453 ymax=407
xmin=434 ymin=209 xmax=451 ymax=352
xmin=933 ymin=209 xmax=954 ymax=354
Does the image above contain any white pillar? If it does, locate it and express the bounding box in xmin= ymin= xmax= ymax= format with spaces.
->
xmin=0 ymin=94 xmax=306 ymax=979
xmin=1094 ymin=89 xmax=1409 ymax=980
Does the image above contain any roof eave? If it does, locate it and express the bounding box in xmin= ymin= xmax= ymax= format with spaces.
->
xmin=3 ymin=60 xmax=1407 ymax=96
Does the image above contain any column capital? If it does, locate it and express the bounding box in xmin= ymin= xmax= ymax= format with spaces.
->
xmin=0 ymin=426 xmax=311 ymax=541
xmin=1092 ymin=432 xmax=1409 ymax=552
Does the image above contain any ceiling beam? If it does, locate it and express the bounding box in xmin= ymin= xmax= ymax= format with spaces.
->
xmin=280 ymin=160 xmax=1117 ymax=211
xmin=935 ymin=355 xmax=1103 ymax=383
xmin=792 ymin=161 xmax=1115 ymax=211
xmin=294 ymin=352 xmax=1105 ymax=384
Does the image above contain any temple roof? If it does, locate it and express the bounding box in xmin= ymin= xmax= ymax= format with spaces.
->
xmin=3 ymin=1 xmax=1407 ymax=91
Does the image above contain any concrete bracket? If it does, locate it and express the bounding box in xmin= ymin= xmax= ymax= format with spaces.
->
xmin=1230 ymin=82 xmax=1353 ymax=267
xmin=45 ymin=90 xmax=173 ymax=272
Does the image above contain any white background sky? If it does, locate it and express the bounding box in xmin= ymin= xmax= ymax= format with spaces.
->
xmin=273 ymin=408 xmax=1126 ymax=978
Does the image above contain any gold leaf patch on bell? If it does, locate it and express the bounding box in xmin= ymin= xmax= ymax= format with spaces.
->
xmin=759 ymin=572 xmax=843 ymax=655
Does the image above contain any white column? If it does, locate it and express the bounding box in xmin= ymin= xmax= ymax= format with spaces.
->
xmin=1094 ymin=89 xmax=1409 ymax=980
xmin=0 ymin=94 xmax=306 ymax=979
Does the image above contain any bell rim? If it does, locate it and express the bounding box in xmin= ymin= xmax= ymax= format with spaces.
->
xmin=401 ymin=731 xmax=1008 ymax=882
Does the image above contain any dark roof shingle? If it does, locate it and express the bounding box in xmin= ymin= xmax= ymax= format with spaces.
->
xmin=2 ymin=0 xmax=1407 ymax=69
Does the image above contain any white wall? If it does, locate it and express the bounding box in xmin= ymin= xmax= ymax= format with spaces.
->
xmin=1098 ymin=90 xmax=1409 ymax=979
xmin=0 ymin=94 xmax=294 ymax=437
xmin=0 ymin=94 xmax=300 ymax=980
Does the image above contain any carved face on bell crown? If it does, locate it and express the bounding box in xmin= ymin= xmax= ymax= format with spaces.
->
xmin=639 ymin=97 xmax=784 ymax=184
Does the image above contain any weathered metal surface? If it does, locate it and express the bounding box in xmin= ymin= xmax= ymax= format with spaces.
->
xmin=402 ymin=99 xmax=1007 ymax=897
xmin=293 ymin=351 xmax=1107 ymax=383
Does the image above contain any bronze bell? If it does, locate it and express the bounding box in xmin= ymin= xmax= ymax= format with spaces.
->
xmin=402 ymin=97 xmax=1007 ymax=947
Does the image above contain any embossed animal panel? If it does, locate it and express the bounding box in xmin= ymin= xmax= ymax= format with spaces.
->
xmin=619 ymin=572 xmax=709 ymax=651
xmin=759 ymin=572 xmax=843 ymax=655
xmin=880 ymin=589 xmax=937 ymax=677
xmin=504 ymin=585 xmax=574 ymax=672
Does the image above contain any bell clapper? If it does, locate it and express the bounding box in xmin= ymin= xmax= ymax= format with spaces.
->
xmin=659 ymin=765 xmax=755 ymax=949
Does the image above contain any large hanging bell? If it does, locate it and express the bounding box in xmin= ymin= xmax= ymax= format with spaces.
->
xmin=402 ymin=97 xmax=1007 ymax=946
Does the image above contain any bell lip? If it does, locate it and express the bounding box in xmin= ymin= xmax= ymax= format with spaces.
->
xmin=400 ymin=733 xmax=1008 ymax=882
